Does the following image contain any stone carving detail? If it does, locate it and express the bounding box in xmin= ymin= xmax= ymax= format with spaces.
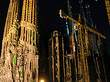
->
xmin=0 ymin=0 xmax=39 ymax=82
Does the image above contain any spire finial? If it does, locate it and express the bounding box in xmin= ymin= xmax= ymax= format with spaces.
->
xmin=10 ymin=0 xmax=12 ymax=2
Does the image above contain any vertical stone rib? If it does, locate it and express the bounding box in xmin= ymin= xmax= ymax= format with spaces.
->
xmin=21 ymin=0 xmax=37 ymax=25
xmin=29 ymin=0 xmax=31 ymax=23
xmin=52 ymin=37 xmax=55 ymax=82
xmin=26 ymin=0 xmax=28 ymax=21
xmin=35 ymin=0 xmax=37 ymax=25
xmin=22 ymin=0 xmax=25 ymax=21
xmin=32 ymin=0 xmax=34 ymax=24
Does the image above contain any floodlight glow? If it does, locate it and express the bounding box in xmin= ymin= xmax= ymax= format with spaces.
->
xmin=41 ymin=80 xmax=44 ymax=82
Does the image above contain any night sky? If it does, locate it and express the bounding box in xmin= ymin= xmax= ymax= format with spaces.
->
xmin=0 ymin=0 xmax=110 ymax=81
xmin=38 ymin=0 xmax=110 ymax=55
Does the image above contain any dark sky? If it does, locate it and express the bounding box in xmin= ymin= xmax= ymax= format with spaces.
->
xmin=38 ymin=0 xmax=110 ymax=55
xmin=0 ymin=0 xmax=110 ymax=55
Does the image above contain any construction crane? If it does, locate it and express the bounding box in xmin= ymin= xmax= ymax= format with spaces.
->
xmin=65 ymin=0 xmax=77 ymax=82
xmin=59 ymin=9 xmax=106 ymax=82
xmin=78 ymin=1 xmax=90 ymax=81
xmin=59 ymin=9 xmax=106 ymax=39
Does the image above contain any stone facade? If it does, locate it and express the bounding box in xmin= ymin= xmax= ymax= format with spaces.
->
xmin=0 ymin=0 xmax=39 ymax=82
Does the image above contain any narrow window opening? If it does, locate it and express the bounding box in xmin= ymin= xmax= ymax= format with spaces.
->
xmin=30 ymin=30 xmax=32 ymax=44
xmin=30 ymin=62 xmax=31 ymax=71
xmin=18 ymin=27 xmax=21 ymax=39
xmin=23 ymin=27 xmax=25 ymax=41
xmin=33 ymin=50 xmax=34 ymax=54
xmin=11 ymin=33 xmax=12 ymax=39
xmin=33 ymin=30 xmax=35 ymax=46
xmin=26 ymin=30 xmax=27 ymax=41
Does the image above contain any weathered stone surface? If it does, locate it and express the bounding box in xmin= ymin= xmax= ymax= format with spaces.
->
xmin=0 ymin=66 xmax=13 ymax=82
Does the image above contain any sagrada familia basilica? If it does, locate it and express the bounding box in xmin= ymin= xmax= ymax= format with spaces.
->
xmin=0 ymin=0 xmax=109 ymax=82
xmin=0 ymin=0 xmax=39 ymax=82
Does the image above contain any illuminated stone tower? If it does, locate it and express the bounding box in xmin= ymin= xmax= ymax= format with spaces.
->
xmin=0 ymin=0 xmax=39 ymax=82
xmin=19 ymin=0 xmax=39 ymax=81
xmin=48 ymin=30 xmax=65 ymax=82
xmin=104 ymin=0 xmax=110 ymax=25
xmin=1 ymin=0 xmax=19 ymax=62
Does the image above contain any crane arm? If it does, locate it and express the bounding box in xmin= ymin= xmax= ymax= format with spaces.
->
xmin=66 ymin=16 xmax=106 ymax=39
xmin=59 ymin=9 xmax=106 ymax=39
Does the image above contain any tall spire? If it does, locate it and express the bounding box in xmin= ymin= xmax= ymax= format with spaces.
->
xmin=3 ymin=0 xmax=19 ymax=38
xmin=20 ymin=0 xmax=39 ymax=81
xmin=10 ymin=0 xmax=12 ymax=3
xmin=1 ymin=0 xmax=20 ymax=59
xmin=21 ymin=0 xmax=38 ymax=25
xmin=1 ymin=0 xmax=39 ymax=82
xmin=104 ymin=0 xmax=110 ymax=25
xmin=20 ymin=0 xmax=39 ymax=47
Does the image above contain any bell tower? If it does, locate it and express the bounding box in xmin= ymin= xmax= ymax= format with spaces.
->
xmin=0 ymin=0 xmax=39 ymax=82
xmin=1 ymin=0 xmax=20 ymax=64
xmin=19 ymin=0 xmax=39 ymax=81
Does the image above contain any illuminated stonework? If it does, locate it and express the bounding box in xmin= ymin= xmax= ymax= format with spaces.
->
xmin=0 ymin=0 xmax=39 ymax=82
xmin=104 ymin=0 xmax=110 ymax=24
xmin=48 ymin=30 xmax=64 ymax=82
